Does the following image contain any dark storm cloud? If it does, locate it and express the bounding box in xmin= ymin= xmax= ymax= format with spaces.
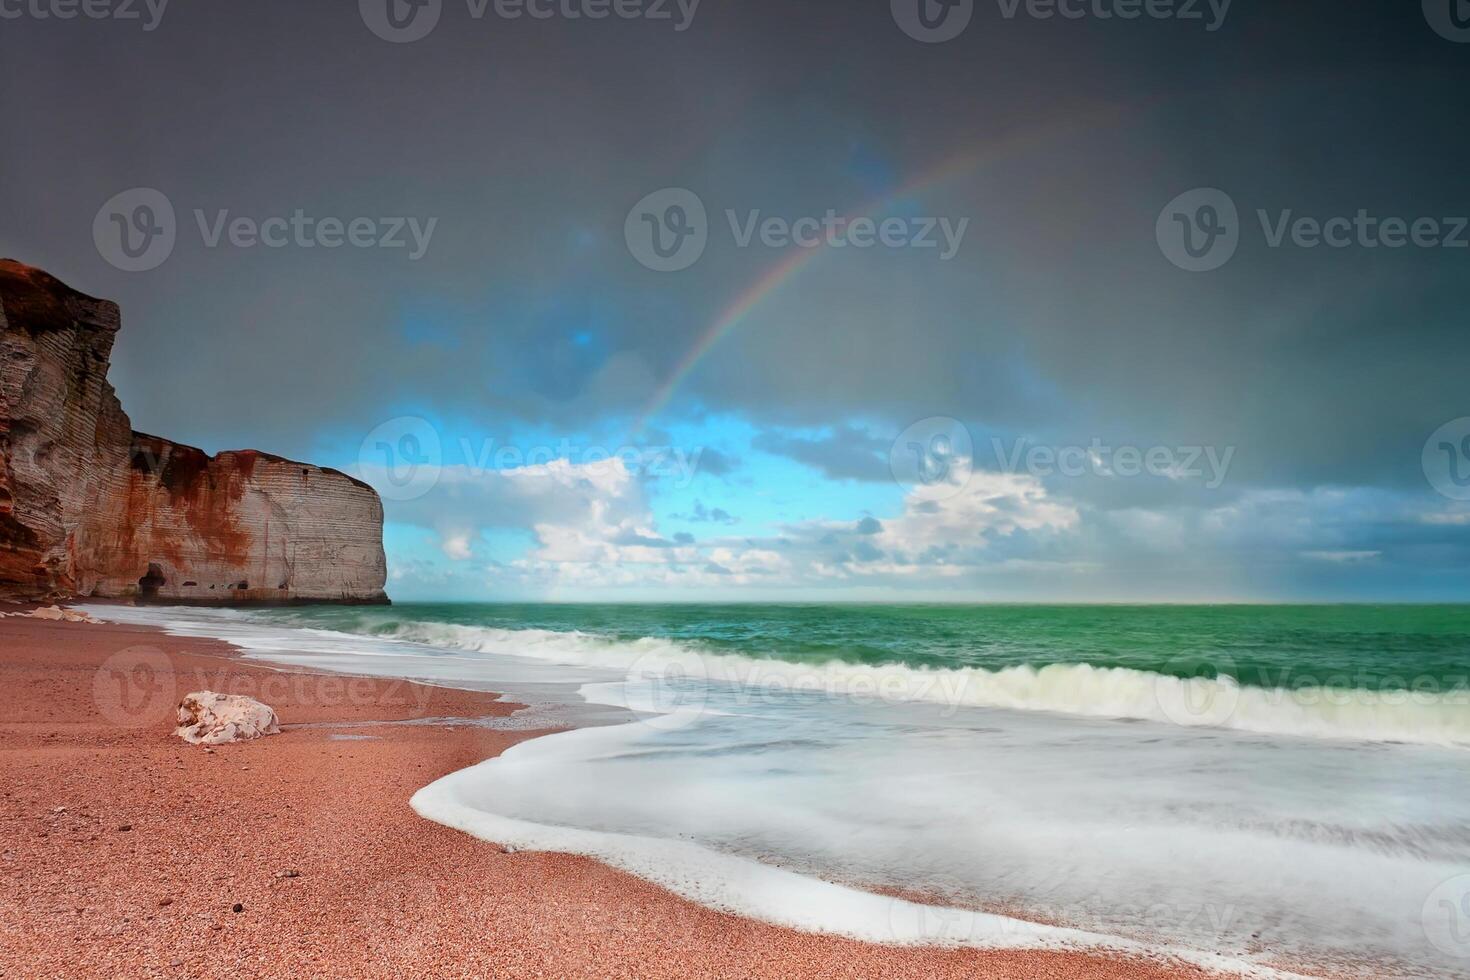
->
xmin=752 ymin=424 xmax=891 ymax=482
xmin=690 ymin=446 xmax=738 ymax=478
xmin=1 ymin=0 xmax=1465 ymax=503
xmin=673 ymin=499 xmax=737 ymax=524
xmin=611 ymin=528 xmax=676 ymax=548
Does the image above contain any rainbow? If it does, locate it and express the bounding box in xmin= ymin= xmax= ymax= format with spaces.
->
xmin=628 ymin=104 xmax=1134 ymax=438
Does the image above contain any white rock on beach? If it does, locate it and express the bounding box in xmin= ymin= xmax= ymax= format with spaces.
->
xmin=175 ymin=692 xmax=280 ymax=745
xmin=1 ymin=605 xmax=100 ymax=623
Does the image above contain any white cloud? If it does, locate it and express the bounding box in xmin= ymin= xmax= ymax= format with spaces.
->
xmin=441 ymin=534 xmax=474 ymax=560
xmin=374 ymin=455 xmax=1081 ymax=593
xmin=372 ymin=453 xmax=1461 ymax=599
xmin=872 ymin=470 xmax=1080 ymax=561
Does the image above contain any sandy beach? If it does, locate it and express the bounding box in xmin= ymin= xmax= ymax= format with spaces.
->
xmin=0 ymin=611 xmax=1254 ymax=980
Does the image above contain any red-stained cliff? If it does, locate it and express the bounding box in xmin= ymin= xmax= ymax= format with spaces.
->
xmin=0 ymin=260 xmax=388 ymax=604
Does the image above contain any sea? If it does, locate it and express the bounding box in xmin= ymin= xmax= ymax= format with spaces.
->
xmin=84 ymin=602 xmax=1470 ymax=979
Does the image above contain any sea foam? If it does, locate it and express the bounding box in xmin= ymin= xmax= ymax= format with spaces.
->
xmin=381 ymin=620 xmax=1470 ymax=748
xmin=410 ymin=728 xmax=1308 ymax=980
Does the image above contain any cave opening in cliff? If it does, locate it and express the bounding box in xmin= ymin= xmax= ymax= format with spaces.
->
xmin=137 ymin=563 xmax=166 ymax=599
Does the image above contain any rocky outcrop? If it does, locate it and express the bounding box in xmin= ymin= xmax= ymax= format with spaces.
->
xmin=0 ymin=259 xmax=388 ymax=604
xmin=0 ymin=605 xmax=102 ymax=623
xmin=175 ymin=691 xmax=281 ymax=744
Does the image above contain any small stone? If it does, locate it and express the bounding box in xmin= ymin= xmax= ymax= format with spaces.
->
xmin=117 ymin=824 xmax=131 ymax=832
xmin=232 ymin=902 xmax=243 ymax=913
xmin=209 ymin=923 xmax=222 ymax=932
xmin=274 ymin=869 xmax=300 ymax=879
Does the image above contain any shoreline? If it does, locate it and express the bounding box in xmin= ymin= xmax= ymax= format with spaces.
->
xmin=1 ymin=611 xmax=1290 ymax=979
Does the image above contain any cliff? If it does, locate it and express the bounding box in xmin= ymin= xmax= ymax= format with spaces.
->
xmin=0 ymin=260 xmax=388 ymax=604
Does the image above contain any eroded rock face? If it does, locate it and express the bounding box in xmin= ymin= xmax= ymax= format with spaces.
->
xmin=175 ymin=691 xmax=281 ymax=744
xmin=0 ymin=259 xmax=388 ymax=604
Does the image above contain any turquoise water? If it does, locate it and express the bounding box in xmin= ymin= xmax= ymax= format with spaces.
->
xmin=264 ymin=602 xmax=1470 ymax=694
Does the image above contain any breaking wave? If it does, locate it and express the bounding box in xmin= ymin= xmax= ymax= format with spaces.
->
xmin=379 ymin=620 xmax=1470 ymax=748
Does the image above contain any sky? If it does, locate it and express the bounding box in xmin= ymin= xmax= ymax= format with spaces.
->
xmin=2 ymin=0 xmax=1468 ymax=601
